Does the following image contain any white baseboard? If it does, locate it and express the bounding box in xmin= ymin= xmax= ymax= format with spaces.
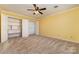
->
xmin=40 ymin=35 xmax=79 ymax=44
xmin=51 ymin=36 xmax=79 ymax=44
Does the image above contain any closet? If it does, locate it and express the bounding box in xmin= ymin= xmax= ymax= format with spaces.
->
xmin=1 ymin=14 xmax=39 ymax=43
xmin=8 ymin=17 xmax=22 ymax=38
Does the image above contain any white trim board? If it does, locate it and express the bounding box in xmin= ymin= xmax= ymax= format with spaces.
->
xmin=40 ymin=35 xmax=79 ymax=44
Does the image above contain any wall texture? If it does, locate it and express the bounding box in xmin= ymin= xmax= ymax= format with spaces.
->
xmin=39 ymin=7 xmax=79 ymax=43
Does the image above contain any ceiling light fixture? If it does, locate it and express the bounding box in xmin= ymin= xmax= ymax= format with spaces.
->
xmin=34 ymin=11 xmax=39 ymax=14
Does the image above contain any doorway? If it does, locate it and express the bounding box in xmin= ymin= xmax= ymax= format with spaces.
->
xmin=29 ymin=21 xmax=36 ymax=35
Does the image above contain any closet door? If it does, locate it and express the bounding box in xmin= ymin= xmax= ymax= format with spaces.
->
xmin=22 ymin=19 xmax=29 ymax=37
xmin=8 ymin=17 xmax=22 ymax=38
xmin=1 ymin=14 xmax=8 ymax=42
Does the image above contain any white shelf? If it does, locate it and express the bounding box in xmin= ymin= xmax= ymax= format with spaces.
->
xmin=8 ymin=17 xmax=22 ymax=38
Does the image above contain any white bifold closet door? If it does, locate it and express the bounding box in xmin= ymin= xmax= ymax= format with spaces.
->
xmin=8 ymin=17 xmax=22 ymax=38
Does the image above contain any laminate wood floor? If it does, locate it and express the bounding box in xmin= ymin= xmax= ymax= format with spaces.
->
xmin=0 ymin=35 xmax=79 ymax=54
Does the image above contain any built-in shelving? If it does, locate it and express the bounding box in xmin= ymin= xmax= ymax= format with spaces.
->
xmin=8 ymin=17 xmax=22 ymax=38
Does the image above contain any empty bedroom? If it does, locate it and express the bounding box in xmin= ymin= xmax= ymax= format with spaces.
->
xmin=0 ymin=4 xmax=79 ymax=54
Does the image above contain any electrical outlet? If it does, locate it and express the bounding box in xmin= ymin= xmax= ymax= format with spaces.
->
xmin=70 ymin=36 xmax=72 ymax=38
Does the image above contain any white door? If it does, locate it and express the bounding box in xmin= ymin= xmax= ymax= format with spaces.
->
xmin=22 ymin=19 xmax=29 ymax=37
xmin=29 ymin=21 xmax=36 ymax=35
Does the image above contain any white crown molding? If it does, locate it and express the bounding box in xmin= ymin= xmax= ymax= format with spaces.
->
xmin=39 ymin=7 xmax=79 ymax=19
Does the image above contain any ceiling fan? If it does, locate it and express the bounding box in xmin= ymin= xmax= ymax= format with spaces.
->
xmin=27 ymin=4 xmax=46 ymax=15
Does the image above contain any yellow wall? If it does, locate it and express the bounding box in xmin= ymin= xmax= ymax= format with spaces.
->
xmin=39 ymin=7 xmax=79 ymax=43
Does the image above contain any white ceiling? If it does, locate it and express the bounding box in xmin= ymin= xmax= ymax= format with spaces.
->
xmin=0 ymin=4 xmax=78 ymax=19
